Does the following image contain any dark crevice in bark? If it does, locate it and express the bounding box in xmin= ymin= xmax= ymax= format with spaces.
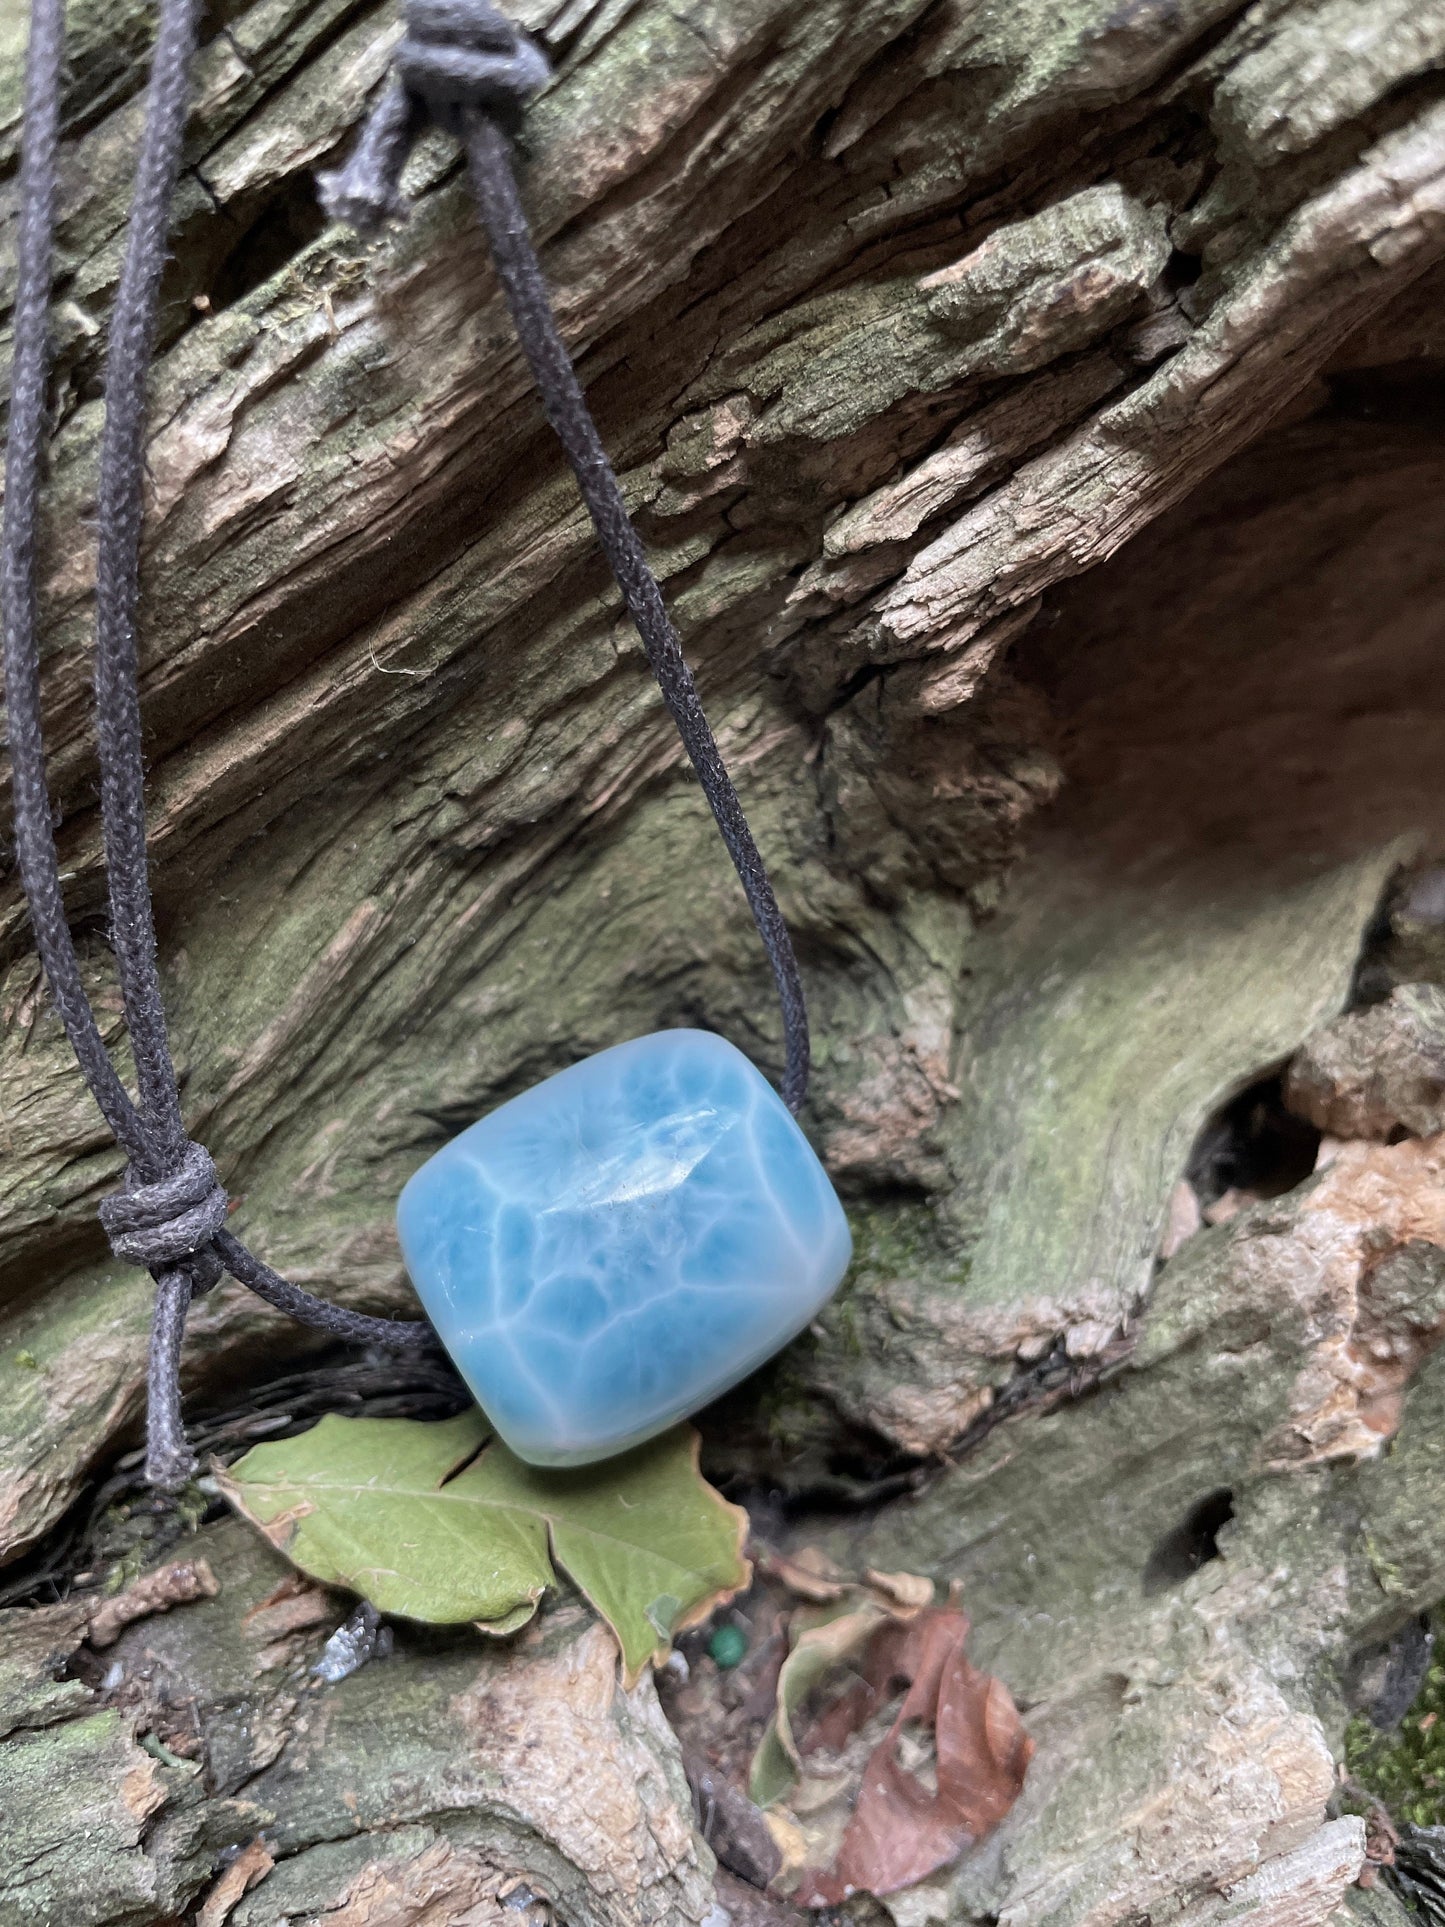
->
xmin=1186 ymin=1073 xmax=1322 ymax=1213
xmin=1142 ymin=1487 xmax=1236 ymax=1595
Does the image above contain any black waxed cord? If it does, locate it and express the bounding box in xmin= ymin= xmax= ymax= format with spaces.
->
xmin=3 ymin=0 xmax=810 ymax=1491
xmin=320 ymin=0 xmax=811 ymax=1112
xmin=1 ymin=0 xmax=142 ymax=1164
xmin=92 ymin=0 xmax=199 ymax=1173
xmin=462 ymin=116 xmax=811 ymax=1114
xmin=3 ymin=0 xmax=433 ymax=1492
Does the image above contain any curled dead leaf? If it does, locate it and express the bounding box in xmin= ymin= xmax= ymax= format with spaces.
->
xmin=759 ymin=1546 xmax=852 ymax=1603
xmin=750 ymin=1602 xmax=891 ymax=1808
xmin=758 ymin=1605 xmax=1032 ymax=1906
xmin=749 ymin=1557 xmax=944 ymax=1810
xmin=863 ymin=1568 xmax=935 ymax=1615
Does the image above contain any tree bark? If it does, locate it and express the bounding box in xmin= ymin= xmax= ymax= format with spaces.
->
xmin=4 ymin=0 xmax=1445 ymax=1921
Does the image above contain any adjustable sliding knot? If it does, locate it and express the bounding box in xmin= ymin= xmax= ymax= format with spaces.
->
xmin=316 ymin=0 xmax=549 ymax=234
xmin=399 ymin=0 xmax=549 ymax=131
xmin=98 ymin=1140 xmax=228 ymax=1293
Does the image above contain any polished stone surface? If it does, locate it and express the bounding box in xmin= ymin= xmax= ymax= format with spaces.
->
xmin=396 ymin=1029 xmax=852 ymax=1465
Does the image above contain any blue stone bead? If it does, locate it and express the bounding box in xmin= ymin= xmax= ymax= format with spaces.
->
xmin=396 ymin=1029 xmax=852 ymax=1466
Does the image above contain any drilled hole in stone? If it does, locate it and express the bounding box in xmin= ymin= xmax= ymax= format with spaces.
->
xmin=1142 ymin=1487 xmax=1235 ymax=1594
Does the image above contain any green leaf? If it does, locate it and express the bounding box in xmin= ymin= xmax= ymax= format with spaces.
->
xmin=215 ymin=1410 xmax=551 ymax=1626
xmin=475 ymin=1599 xmax=542 ymax=1639
xmin=458 ymin=1427 xmax=751 ymax=1683
xmin=219 ymin=1414 xmax=750 ymax=1681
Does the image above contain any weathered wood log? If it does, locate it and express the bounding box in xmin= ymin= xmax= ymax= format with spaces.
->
xmin=4 ymin=0 xmax=1445 ymax=1920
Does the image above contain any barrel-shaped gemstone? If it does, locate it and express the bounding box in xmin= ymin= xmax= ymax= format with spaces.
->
xmin=396 ymin=1029 xmax=852 ymax=1465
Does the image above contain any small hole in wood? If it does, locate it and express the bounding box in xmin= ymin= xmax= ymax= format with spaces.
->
xmin=1142 ymin=1487 xmax=1235 ymax=1594
xmin=1186 ymin=1072 xmax=1321 ymax=1213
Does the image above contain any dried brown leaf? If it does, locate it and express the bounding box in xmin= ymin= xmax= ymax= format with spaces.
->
xmin=750 ymin=1603 xmax=890 ymax=1807
xmin=793 ymin=1608 xmax=1032 ymax=1905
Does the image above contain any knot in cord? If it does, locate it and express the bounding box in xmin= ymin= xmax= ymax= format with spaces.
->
xmin=316 ymin=0 xmax=550 ymax=233
xmin=399 ymin=0 xmax=549 ymax=131
xmin=5 ymin=0 xmax=809 ymax=1491
xmin=98 ymin=1140 xmax=228 ymax=1291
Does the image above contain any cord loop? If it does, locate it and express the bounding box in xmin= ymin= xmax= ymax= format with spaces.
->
xmin=98 ymin=1139 xmax=228 ymax=1288
xmin=5 ymin=0 xmax=809 ymax=1490
xmin=316 ymin=0 xmax=549 ymax=233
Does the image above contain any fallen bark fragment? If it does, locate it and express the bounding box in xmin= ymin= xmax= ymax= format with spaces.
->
xmin=195 ymin=1838 xmax=274 ymax=1927
xmin=87 ymin=1557 xmax=220 ymax=1650
xmin=1286 ymin=985 xmax=1445 ymax=1141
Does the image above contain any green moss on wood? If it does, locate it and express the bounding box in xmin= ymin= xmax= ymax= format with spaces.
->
xmin=1347 ymin=1624 xmax=1445 ymax=1827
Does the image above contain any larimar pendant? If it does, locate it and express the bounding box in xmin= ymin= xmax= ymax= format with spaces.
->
xmin=396 ymin=1030 xmax=852 ymax=1466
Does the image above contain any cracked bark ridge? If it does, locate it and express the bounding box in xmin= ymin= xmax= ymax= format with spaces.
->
xmin=1286 ymin=984 xmax=1445 ymax=1142
xmin=0 ymin=1519 xmax=713 ymax=1926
